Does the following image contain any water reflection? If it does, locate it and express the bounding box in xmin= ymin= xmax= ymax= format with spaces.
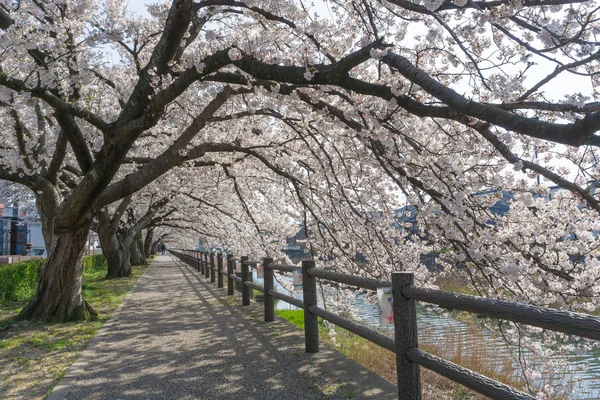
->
xmin=258 ymin=271 xmax=600 ymax=399
xmin=352 ymin=295 xmax=600 ymax=399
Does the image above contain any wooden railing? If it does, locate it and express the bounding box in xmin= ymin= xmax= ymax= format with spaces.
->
xmin=169 ymin=249 xmax=600 ymax=400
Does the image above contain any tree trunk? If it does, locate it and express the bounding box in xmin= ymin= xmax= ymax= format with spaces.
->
xmin=102 ymin=232 xmax=124 ymax=279
xmin=129 ymin=233 xmax=144 ymax=266
xmin=136 ymin=233 xmax=147 ymax=265
xmin=117 ymin=231 xmax=134 ymax=277
xmin=98 ymin=213 xmax=126 ymax=279
xmin=120 ymin=244 xmax=132 ymax=277
xmin=143 ymin=228 xmax=154 ymax=258
xmin=19 ymin=215 xmax=97 ymax=322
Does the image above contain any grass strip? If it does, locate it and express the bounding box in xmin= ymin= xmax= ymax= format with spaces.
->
xmin=0 ymin=257 xmax=149 ymax=400
xmin=274 ymin=309 xmax=500 ymax=399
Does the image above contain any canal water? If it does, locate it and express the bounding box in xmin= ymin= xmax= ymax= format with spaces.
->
xmin=258 ymin=271 xmax=600 ymax=399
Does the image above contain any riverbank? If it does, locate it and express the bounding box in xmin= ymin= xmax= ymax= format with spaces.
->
xmin=275 ymin=309 xmax=491 ymax=399
xmin=0 ymin=257 xmax=149 ymax=399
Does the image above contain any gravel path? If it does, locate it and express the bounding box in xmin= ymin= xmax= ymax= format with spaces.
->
xmin=64 ymin=255 xmax=396 ymax=400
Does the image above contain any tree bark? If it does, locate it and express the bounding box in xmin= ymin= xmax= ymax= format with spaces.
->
xmin=98 ymin=211 xmax=126 ymax=279
xmin=116 ymin=231 xmax=134 ymax=277
xmin=98 ymin=226 xmax=132 ymax=278
xmin=19 ymin=211 xmax=97 ymax=322
xmin=136 ymin=233 xmax=147 ymax=265
xmin=102 ymin=231 xmax=124 ymax=279
xmin=129 ymin=232 xmax=144 ymax=266
xmin=143 ymin=228 xmax=154 ymax=258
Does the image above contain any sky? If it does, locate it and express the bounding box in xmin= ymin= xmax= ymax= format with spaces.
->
xmin=125 ymin=0 xmax=152 ymax=17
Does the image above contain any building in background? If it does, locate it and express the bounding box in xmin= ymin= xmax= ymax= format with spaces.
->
xmin=0 ymin=203 xmax=46 ymax=257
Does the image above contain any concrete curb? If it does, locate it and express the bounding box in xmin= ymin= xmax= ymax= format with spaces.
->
xmin=46 ymin=263 xmax=153 ymax=400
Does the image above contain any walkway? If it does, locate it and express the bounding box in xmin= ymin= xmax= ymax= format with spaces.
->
xmin=56 ymin=255 xmax=396 ymax=399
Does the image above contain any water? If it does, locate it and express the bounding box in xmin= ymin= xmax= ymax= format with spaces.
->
xmin=352 ymin=294 xmax=600 ymax=399
xmin=258 ymin=271 xmax=600 ymax=399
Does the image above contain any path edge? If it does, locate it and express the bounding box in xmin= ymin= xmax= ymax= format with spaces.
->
xmin=46 ymin=262 xmax=154 ymax=400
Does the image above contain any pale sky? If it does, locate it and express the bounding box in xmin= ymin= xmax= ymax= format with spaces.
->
xmin=125 ymin=0 xmax=152 ymax=16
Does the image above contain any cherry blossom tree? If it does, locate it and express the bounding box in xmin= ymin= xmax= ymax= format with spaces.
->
xmin=96 ymin=185 xmax=175 ymax=278
xmin=0 ymin=0 xmax=598 ymax=327
xmin=0 ymin=0 xmax=237 ymax=321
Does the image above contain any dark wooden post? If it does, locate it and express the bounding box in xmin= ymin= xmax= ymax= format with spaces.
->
xmin=263 ymin=257 xmax=274 ymax=322
xmin=198 ymin=251 xmax=204 ymax=276
xmin=248 ymin=262 xmax=254 ymax=300
xmin=302 ymin=260 xmax=319 ymax=353
xmin=217 ymin=253 xmax=224 ymax=288
xmin=392 ymin=272 xmax=421 ymax=399
xmin=210 ymin=252 xmax=216 ymax=283
xmin=241 ymin=256 xmax=250 ymax=306
xmin=196 ymin=251 xmax=200 ymax=272
xmin=227 ymin=255 xmax=234 ymax=295
xmin=204 ymin=252 xmax=210 ymax=279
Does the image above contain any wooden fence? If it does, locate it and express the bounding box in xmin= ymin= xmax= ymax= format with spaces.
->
xmin=169 ymin=249 xmax=600 ymax=400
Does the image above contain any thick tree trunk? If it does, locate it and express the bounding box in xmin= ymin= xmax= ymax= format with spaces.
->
xmin=112 ymin=230 xmax=134 ymax=277
xmin=129 ymin=233 xmax=144 ymax=266
xmin=120 ymin=239 xmax=132 ymax=277
xmin=19 ymin=215 xmax=97 ymax=322
xmin=102 ymin=233 xmax=124 ymax=279
xmin=143 ymin=228 xmax=154 ymax=258
xmin=98 ymin=228 xmax=132 ymax=278
xmin=136 ymin=233 xmax=147 ymax=265
xmin=98 ymin=213 xmax=126 ymax=279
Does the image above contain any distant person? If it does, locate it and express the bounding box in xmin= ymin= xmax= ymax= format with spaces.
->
xmin=159 ymin=243 xmax=166 ymax=255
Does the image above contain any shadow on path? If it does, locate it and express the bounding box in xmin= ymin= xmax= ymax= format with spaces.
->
xmin=65 ymin=256 xmax=396 ymax=399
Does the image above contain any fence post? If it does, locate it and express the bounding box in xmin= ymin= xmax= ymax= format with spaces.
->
xmin=392 ymin=272 xmax=421 ymax=399
xmin=200 ymin=252 xmax=204 ymax=276
xmin=263 ymin=257 xmax=274 ymax=322
xmin=204 ymin=252 xmax=210 ymax=279
xmin=249 ymin=262 xmax=254 ymax=300
xmin=241 ymin=256 xmax=250 ymax=306
xmin=217 ymin=253 xmax=224 ymax=288
xmin=210 ymin=252 xmax=216 ymax=283
xmin=302 ymin=259 xmax=319 ymax=353
xmin=227 ymin=255 xmax=234 ymax=295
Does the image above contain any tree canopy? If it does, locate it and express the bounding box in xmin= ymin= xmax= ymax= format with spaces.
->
xmin=0 ymin=0 xmax=598 ymax=324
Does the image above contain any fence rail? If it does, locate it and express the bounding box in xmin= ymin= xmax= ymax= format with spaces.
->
xmin=169 ymin=249 xmax=599 ymax=400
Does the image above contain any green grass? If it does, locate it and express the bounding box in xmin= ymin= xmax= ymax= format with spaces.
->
xmin=0 ymin=256 xmax=149 ymax=400
xmin=272 ymin=308 xmax=496 ymax=400
xmin=0 ymin=255 xmax=108 ymax=307
xmin=275 ymin=309 xmax=306 ymax=329
xmin=253 ymin=289 xmax=264 ymax=300
xmin=0 ymin=259 xmax=46 ymax=303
